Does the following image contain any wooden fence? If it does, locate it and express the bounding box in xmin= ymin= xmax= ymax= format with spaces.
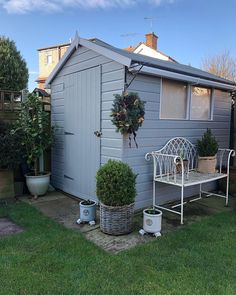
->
xmin=0 ymin=90 xmax=22 ymax=123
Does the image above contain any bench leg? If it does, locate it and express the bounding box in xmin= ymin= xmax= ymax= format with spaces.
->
xmin=181 ymin=185 xmax=184 ymax=224
xmin=153 ymin=181 xmax=156 ymax=208
xmin=226 ymin=174 xmax=229 ymax=206
xmin=199 ymin=183 xmax=202 ymax=199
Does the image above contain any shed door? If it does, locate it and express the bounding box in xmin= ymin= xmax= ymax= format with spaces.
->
xmin=63 ymin=66 xmax=101 ymax=200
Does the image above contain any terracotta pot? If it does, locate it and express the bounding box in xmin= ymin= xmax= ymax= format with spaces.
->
xmin=197 ymin=155 xmax=217 ymax=173
xmin=176 ymin=160 xmax=189 ymax=174
xmin=0 ymin=169 xmax=14 ymax=199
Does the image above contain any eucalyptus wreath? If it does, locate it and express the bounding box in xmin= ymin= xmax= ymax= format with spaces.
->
xmin=110 ymin=92 xmax=145 ymax=148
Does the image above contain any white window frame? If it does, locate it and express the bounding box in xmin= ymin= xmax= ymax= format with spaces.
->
xmin=46 ymin=50 xmax=52 ymax=65
xmin=160 ymin=78 xmax=213 ymax=121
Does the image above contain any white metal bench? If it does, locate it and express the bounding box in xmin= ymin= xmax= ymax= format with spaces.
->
xmin=145 ymin=137 xmax=235 ymax=224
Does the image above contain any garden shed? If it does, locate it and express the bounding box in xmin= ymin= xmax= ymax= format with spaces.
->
xmin=46 ymin=33 xmax=236 ymax=209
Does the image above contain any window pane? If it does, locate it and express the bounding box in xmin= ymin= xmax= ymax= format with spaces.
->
xmin=191 ymin=87 xmax=211 ymax=120
xmin=161 ymin=79 xmax=187 ymax=119
xmin=46 ymin=50 xmax=52 ymax=64
xmin=46 ymin=55 xmax=52 ymax=64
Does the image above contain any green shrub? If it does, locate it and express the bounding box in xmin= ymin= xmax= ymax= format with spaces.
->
xmin=96 ymin=160 xmax=137 ymax=206
xmin=0 ymin=120 xmax=25 ymax=169
xmin=196 ymin=129 xmax=219 ymax=157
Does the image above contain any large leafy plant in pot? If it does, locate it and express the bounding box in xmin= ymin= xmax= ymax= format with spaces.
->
xmin=196 ymin=129 xmax=219 ymax=173
xmin=12 ymin=93 xmax=54 ymax=198
xmin=0 ymin=121 xmax=25 ymax=199
xmin=96 ymin=160 xmax=137 ymax=235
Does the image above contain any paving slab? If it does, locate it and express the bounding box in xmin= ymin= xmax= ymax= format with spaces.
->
xmin=0 ymin=217 xmax=24 ymax=236
xmin=21 ymin=191 xmax=236 ymax=253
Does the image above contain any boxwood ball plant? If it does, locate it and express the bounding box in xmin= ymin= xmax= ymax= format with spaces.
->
xmin=96 ymin=160 xmax=137 ymax=207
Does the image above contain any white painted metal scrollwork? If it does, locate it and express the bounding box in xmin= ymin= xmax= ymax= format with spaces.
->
xmin=145 ymin=137 xmax=235 ymax=225
xmin=145 ymin=137 xmax=197 ymax=182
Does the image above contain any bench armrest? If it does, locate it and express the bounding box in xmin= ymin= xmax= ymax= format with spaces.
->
xmin=217 ymin=149 xmax=235 ymax=173
xmin=145 ymin=152 xmax=187 ymax=183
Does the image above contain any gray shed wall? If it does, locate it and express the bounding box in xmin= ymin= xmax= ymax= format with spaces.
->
xmin=50 ymin=46 xmax=124 ymax=191
xmin=50 ymin=44 xmax=232 ymax=210
xmin=123 ymin=74 xmax=232 ymax=209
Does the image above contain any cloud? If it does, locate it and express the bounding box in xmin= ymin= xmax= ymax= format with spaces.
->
xmin=150 ymin=0 xmax=175 ymax=4
xmin=0 ymin=0 xmax=175 ymax=14
xmin=1 ymin=0 xmax=135 ymax=13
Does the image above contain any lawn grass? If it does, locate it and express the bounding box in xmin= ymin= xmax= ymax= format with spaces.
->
xmin=0 ymin=201 xmax=236 ymax=295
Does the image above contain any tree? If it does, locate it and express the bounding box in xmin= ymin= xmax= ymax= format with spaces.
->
xmin=0 ymin=36 xmax=28 ymax=91
xmin=201 ymin=50 xmax=236 ymax=82
xmin=12 ymin=93 xmax=54 ymax=175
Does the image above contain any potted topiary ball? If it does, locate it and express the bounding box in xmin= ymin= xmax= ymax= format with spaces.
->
xmin=96 ymin=160 xmax=137 ymax=235
xmin=196 ymin=129 xmax=219 ymax=173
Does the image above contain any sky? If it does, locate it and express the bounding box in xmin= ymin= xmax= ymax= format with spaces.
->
xmin=0 ymin=0 xmax=236 ymax=90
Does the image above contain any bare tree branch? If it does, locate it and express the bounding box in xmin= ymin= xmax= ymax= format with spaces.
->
xmin=201 ymin=50 xmax=236 ymax=82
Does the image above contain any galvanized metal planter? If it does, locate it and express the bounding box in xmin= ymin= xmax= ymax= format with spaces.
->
xmin=79 ymin=200 xmax=96 ymax=223
xmin=139 ymin=208 xmax=162 ymax=237
xmin=143 ymin=209 xmax=162 ymax=235
xmin=100 ymin=202 xmax=134 ymax=235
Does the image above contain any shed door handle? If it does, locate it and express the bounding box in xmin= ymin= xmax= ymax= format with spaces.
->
xmin=94 ymin=131 xmax=102 ymax=137
xmin=64 ymin=131 xmax=74 ymax=135
xmin=64 ymin=175 xmax=74 ymax=180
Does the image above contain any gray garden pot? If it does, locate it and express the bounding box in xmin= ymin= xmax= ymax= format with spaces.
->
xmin=79 ymin=200 xmax=96 ymax=222
xmin=25 ymin=172 xmax=50 ymax=198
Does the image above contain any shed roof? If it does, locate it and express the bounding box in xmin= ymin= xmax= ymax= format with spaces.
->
xmin=92 ymin=38 xmax=236 ymax=86
xmin=45 ymin=34 xmax=236 ymax=90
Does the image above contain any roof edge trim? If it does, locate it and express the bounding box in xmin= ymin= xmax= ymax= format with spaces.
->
xmin=45 ymin=34 xmax=132 ymax=87
xmin=134 ymin=66 xmax=236 ymax=91
xmin=45 ymin=37 xmax=78 ymax=87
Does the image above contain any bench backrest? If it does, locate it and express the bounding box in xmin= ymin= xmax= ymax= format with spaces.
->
xmin=145 ymin=137 xmax=197 ymax=178
xmin=158 ymin=137 xmax=197 ymax=168
xmin=146 ymin=137 xmax=234 ymax=179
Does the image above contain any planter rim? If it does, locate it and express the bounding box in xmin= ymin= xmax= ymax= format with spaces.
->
xmin=80 ymin=200 xmax=96 ymax=207
xmin=100 ymin=202 xmax=135 ymax=210
xmin=25 ymin=172 xmax=51 ymax=178
xmin=143 ymin=208 xmax=162 ymax=217
xmin=198 ymin=155 xmax=216 ymax=160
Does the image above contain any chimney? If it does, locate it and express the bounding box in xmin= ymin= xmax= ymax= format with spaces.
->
xmin=145 ymin=32 xmax=158 ymax=50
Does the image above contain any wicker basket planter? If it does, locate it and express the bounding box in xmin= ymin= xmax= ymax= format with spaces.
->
xmin=100 ymin=202 xmax=134 ymax=235
xmin=197 ymin=155 xmax=217 ymax=173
